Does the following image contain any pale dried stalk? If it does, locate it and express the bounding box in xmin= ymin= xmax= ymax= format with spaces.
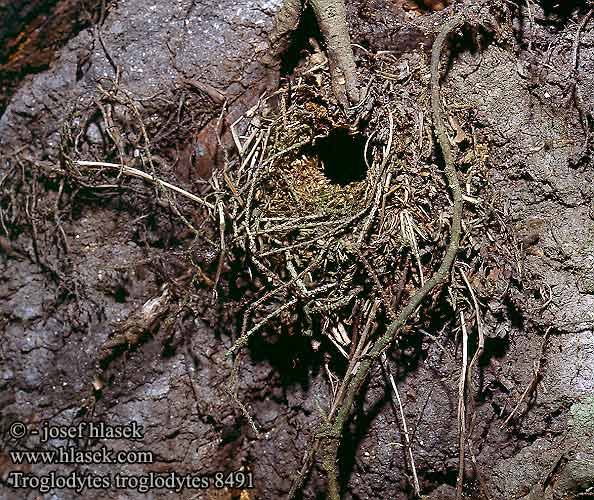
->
xmin=75 ymin=160 xmax=215 ymax=210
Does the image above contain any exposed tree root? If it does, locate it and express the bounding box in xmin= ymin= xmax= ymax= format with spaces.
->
xmin=98 ymin=285 xmax=173 ymax=361
xmin=309 ymin=0 xmax=360 ymax=106
xmin=269 ymin=0 xmax=359 ymax=107
xmin=288 ymin=13 xmax=466 ymax=499
xmin=268 ymin=0 xmax=304 ymax=58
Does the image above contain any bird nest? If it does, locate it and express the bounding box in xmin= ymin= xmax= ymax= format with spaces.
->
xmin=217 ymin=53 xmax=468 ymax=357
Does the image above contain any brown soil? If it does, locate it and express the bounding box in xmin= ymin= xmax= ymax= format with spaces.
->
xmin=1 ymin=1 xmax=593 ymax=499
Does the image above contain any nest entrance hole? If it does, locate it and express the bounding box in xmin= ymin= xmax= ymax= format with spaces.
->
xmin=313 ymin=128 xmax=368 ymax=186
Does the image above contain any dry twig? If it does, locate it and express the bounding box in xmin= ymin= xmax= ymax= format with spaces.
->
xmin=381 ymin=353 xmax=421 ymax=496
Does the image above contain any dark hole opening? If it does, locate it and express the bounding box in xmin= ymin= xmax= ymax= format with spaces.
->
xmin=314 ymin=128 xmax=368 ymax=186
xmin=279 ymin=6 xmax=320 ymax=77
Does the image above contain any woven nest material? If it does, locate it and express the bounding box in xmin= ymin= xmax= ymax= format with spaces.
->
xmin=217 ymin=53 xmax=480 ymax=355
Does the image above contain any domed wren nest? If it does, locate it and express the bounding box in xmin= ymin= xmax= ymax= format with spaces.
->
xmin=216 ymin=56 xmax=467 ymax=356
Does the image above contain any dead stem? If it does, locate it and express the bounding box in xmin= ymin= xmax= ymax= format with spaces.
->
xmin=74 ymin=161 xmax=215 ymax=210
xmin=226 ymin=353 xmax=262 ymax=439
xmin=455 ymin=310 xmax=469 ymax=499
xmin=381 ymin=352 xmax=421 ymax=496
